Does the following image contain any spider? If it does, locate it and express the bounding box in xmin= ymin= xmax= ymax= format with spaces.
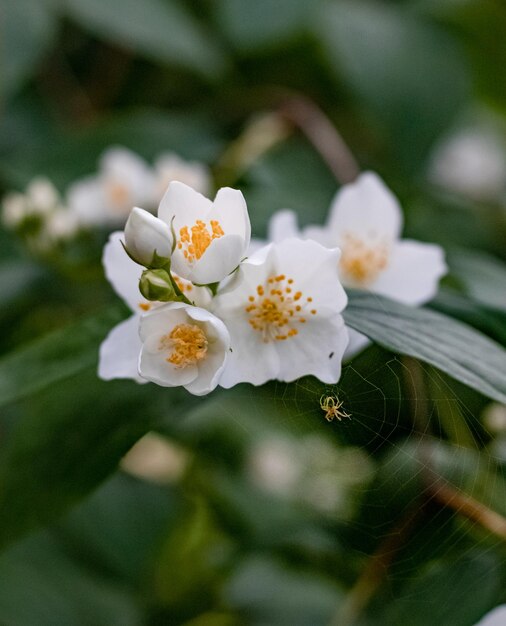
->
xmin=319 ymin=394 xmax=351 ymax=422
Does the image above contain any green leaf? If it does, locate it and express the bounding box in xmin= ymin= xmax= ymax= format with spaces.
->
xmin=1 ymin=108 xmax=222 ymax=190
xmin=60 ymin=0 xmax=227 ymax=79
xmin=315 ymin=0 xmax=470 ymax=170
xmin=0 ymin=261 xmax=43 ymax=318
xmin=386 ymin=551 xmax=502 ymax=626
xmin=1 ymin=0 xmax=57 ymax=98
xmin=0 ymin=530 xmax=140 ymax=626
xmin=0 ymin=306 xmax=124 ymax=409
xmin=0 ymin=367 xmax=190 ymax=549
xmin=344 ymin=291 xmax=506 ymax=404
xmin=216 ymin=0 xmax=317 ymax=52
xmin=448 ymin=249 xmax=506 ymax=313
xmin=225 ymin=557 xmax=342 ymax=626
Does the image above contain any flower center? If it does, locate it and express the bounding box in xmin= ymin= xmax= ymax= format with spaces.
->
xmin=339 ymin=233 xmax=389 ymax=286
xmin=245 ymin=274 xmax=317 ymax=343
xmin=177 ymin=219 xmax=224 ymax=264
xmin=160 ymin=323 xmax=208 ymax=368
xmin=105 ymin=180 xmax=130 ymax=210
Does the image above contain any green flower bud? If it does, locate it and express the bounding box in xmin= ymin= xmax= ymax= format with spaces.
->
xmin=139 ymin=269 xmax=177 ymax=302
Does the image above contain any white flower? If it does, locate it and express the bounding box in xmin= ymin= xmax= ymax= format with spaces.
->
xmin=1 ymin=178 xmax=60 ymax=229
xmin=67 ymin=147 xmax=155 ymax=226
xmin=139 ymin=302 xmax=230 ymax=395
xmin=474 ymin=606 xmax=506 ymax=626
xmin=98 ymin=231 xmax=210 ymax=383
xmin=154 ymin=152 xmax=211 ymax=202
xmin=212 ymin=238 xmax=349 ymax=387
xmin=25 ymin=178 xmax=60 ymax=214
xmin=158 ymin=181 xmax=251 ymax=284
xmin=2 ymin=192 xmax=26 ymax=228
xmin=124 ymin=207 xmax=173 ymax=266
xmin=45 ymin=208 xmax=80 ymax=242
xmin=264 ymin=173 xmax=447 ymax=358
xmin=429 ymin=128 xmax=506 ymax=202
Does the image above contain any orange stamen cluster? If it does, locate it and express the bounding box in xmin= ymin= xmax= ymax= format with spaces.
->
xmin=177 ymin=219 xmax=224 ymax=263
xmin=160 ymin=323 xmax=208 ymax=368
xmin=339 ymin=233 xmax=389 ymax=286
xmin=245 ymin=274 xmax=317 ymax=342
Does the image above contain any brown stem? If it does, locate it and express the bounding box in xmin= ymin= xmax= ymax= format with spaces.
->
xmin=278 ymin=95 xmax=360 ymax=185
xmin=330 ymin=504 xmax=424 ymax=626
xmin=425 ymin=472 xmax=506 ymax=540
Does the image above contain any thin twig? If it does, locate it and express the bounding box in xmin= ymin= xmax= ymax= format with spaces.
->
xmin=425 ymin=472 xmax=506 ymax=540
xmin=330 ymin=504 xmax=424 ymax=626
xmin=279 ymin=95 xmax=360 ymax=185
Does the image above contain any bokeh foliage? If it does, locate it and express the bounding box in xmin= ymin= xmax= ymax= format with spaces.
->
xmin=1 ymin=0 xmax=506 ymax=624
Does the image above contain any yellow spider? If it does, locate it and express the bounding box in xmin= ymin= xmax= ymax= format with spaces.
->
xmin=319 ymin=394 xmax=351 ymax=422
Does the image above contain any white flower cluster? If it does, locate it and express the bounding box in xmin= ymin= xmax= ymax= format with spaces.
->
xmin=100 ymin=172 xmax=447 ymax=395
xmin=248 ymin=434 xmax=375 ymax=517
xmin=1 ymin=177 xmax=80 ymax=252
xmin=67 ymin=146 xmax=211 ymax=226
xmin=1 ymin=147 xmax=211 ymax=255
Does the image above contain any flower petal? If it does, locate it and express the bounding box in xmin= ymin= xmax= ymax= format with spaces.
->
xmin=67 ymin=177 xmax=107 ymax=225
xmin=327 ymin=172 xmax=403 ymax=242
xmin=103 ymin=231 xmax=143 ymax=311
xmin=208 ymin=187 xmax=251 ymax=243
xmin=270 ymin=238 xmax=347 ymax=313
xmin=218 ymin=316 xmax=280 ymax=387
xmin=275 ymin=314 xmax=349 ymax=383
xmin=158 ymin=181 xmax=212 ymax=228
xmin=98 ymin=315 xmax=146 ymax=383
xmin=372 ymin=239 xmax=447 ymax=305
xmin=187 ymin=234 xmax=244 ymax=284
xmin=267 ymin=209 xmax=300 ymax=242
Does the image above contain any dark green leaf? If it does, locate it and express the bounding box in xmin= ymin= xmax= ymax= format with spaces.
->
xmin=1 ymin=0 xmax=57 ymax=98
xmin=315 ymin=0 xmax=470 ymax=170
xmin=0 ymin=530 xmax=140 ymax=626
xmin=448 ymin=249 xmax=506 ymax=313
xmin=344 ymin=291 xmax=506 ymax=404
xmin=386 ymin=551 xmax=502 ymax=626
xmin=0 ymin=306 xmax=124 ymax=409
xmin=60 ymin=0 xmax=228 ymax=78
xmin=216 ymin=0 xmax=317 ymax=52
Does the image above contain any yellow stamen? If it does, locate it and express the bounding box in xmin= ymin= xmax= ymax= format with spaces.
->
xmin=177 ymin=219 xmax=224 ymax=264
xmin=160 ymin=324 xmax=208 ymax=368
xmin=340 ymin=233 xmax=389 ymax=286
xmin=244 ymin=274 xmax=317 ymax=342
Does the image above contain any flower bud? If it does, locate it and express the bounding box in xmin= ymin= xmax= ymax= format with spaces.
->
xmin=139 ymin=269 xmax=177 ymax=302
xmin=125 ymin=207 xmax=172 ymax=267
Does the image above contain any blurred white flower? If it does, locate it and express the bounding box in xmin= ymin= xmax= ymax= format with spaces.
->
xmin=99 ymin=231 xmax=210 ymax=383
xmin=213 ymin=238 xmax=349 ymax=387
xmin=45 ymin=208 xmax=81 ymax=242
xmin=428 ymin=129 xmax=506 ymax=202
xmin=159 ymin=181 xmax=251 ymax=284
xmin=67 ymin=147 xmax=155 ymax=226
xmin=248 ymin=433 xmax=375 ymax=517
xmin=139 ymin=302 xmax=230 ymax=395
xmin=248 ymin=437 xmax=301 ymax=495
xmin=1 ymin=193 xmax=26 ymax=228
xmin=154 ymin=152 xmax=211 ymax=202
xmin=121 ymin=432 xmax=190 ymax=484
xmin=263 ymin=173 xmax=447 ymax=357
xmin=474 ymin=606 xmax=506 ymax=626
xmin=1 ymin=177 xmax=60 ymax=229
xmin=124 ymin=206 xmax=173 ymax=267
xmin=482 ymin=403 xmax=506 ymax=434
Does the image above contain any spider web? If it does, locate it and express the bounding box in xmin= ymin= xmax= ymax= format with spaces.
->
xmin=181 ymin=345 xmax=506 ymax=624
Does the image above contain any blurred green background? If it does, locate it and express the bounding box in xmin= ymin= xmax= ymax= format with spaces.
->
xmin=1 ymin=0 xmax=506 ymax=625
